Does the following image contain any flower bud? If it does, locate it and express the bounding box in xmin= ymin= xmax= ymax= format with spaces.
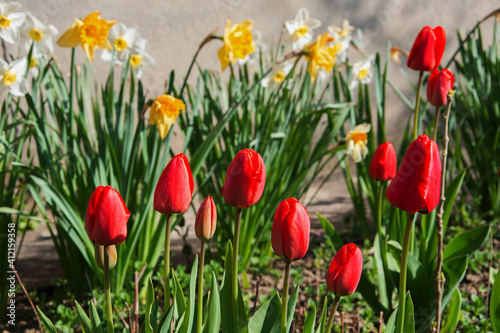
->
xmin=86 ymin=186 xmax=130 ymax=245
xmin=426 ymin=68 xmax=454 ymax=107
xmin=95 ymin=244 xmax=117 ymax=270
xmin=195 ymin=196 xmax=217 ymax=242
xmin=271 ymin=198 xmax=310 ymax=261
xmin=386 ymin=134 xmax=442 ymax=214
xmin=327 ymin=243 xmax=363 ymax=296
xmin=222 ymin=149 xmax=266 ymax=208
xmin=407 ymin=26 xmax=446 ymax=72
xmin=369 ymin=141 xmax=397 ymax=181
xmin=154 ymin=153 xmax=194 ymax=214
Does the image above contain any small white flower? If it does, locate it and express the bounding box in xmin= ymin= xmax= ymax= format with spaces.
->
xmin=0 ymin=57 xmax=28 ymax=97
xmin=238 ymin=30 xmax=267 ymax=66
xmin=20 ymin=12 xmax=58 ymax=53
xmin=0 ymin=2 xmax=26 ymax=44
xmin=128 ymin=38 xmax=155 ymax=78
xmin=327 ymin=19 xmax=354 ymax=63
xmin=283 ymin=8 xmax=321 ymax=51
xmin=261 ymin=61 xmax=293 ymax=90
xmin=345 ymin=123 xmax=371 ymax=163
xmin=349 ymin=56 xmax=374 ymax=90
xmin=101 ymin=22 xmax=139 ymax=64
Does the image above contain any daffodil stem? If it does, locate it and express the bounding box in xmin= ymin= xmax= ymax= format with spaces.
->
xmin=104 ymin=246 xmax=114 ymax=333
xmin=434 ymin=91 xmax=453 ymax=333
xmin=197 ymin=241 xmax=206 ymax=333
xmin=396 ymin=213 xmax=415 ymax=333
xmin=324 ymin=295 xmax=341 ymax=333
xmin=432 ymin=106 xmax=441 ymax=142
xmin=412 ymin=71 xmax=424 ymax=141
xmin=164 ymin=214 xmax=172 ymax=310
xmin=69 ymin=48 xmax=76 ymax=136
xmin=232 ymin=208 xmax=242 ymax=332
xmin=281 ymin=260 xmax=292 ymax=333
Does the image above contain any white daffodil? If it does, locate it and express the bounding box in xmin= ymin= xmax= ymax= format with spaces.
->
xmin=20 ymin=12 xmax=58 ymax=53
xmin=128 ymin=38 xmax=155 ymax=78
xmin=26 ymin=47 xmax=43 ymax=77
xmin=283 ymin=8 xmax=321 ymax=51
xmin=261 ymin=61 xmax=293 ymax=90
xmin=0 ymin=2 xmax=26 ymax=44
xmin=101 ymin=22 xmax=139 ymax=64
xmin=238 ymin=30 xmax=267 ymax=66
xmin=0 ymin=57 xmax=28 ymax=97
xmin=327 ymin=19 xmax=354 ymax=63
xmin=345 ymin=123 xmax=371 ymax=163
xmin=350 ymin=56 xmax=374 ymax=90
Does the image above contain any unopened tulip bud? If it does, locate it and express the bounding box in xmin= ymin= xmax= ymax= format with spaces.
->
xmin=222 ymin=149 xmax=266 ymax=208
xmin=369 ymin=142 xmax=397 ymax=181
xmin=407 ymin=26 xmax=446 ymax=72
xmin=271 ymin=198 xmax=310 ymax=261
xmin=195 ymin=196 xmax=217 ymax=242
xmin=426 ymin=68 xmax=454 ymax=107
xmin=327 ymin=243 xmax=363 ymax=296
xmin=95 ymin=244 xmax=117 ymax=270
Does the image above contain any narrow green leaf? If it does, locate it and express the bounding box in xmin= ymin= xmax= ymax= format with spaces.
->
xmin=172 ymin=269 xmax=187 ymax=325
xmin=158 ymin=305 xmax=175 ymax=333
xmin=385 ymin=308 xmax=397 ymax=333
xmin=491 ymin=268 xmax=500 ymax=333
xmin=248 ymin=292 xmax=281 ymax=333
xmin=303 ymin=307 xmax=316 ymax=333
xmin=441 ymin=287 xmax=461 ymax=333
xmin=89 ymin=301 xmax=103 ymax=333
xmin=74 ymin=300 xmax=91 ymax=333
xmin=403 ymin=292 xmax=415 ymax=333
xmin=203 ymin=271 xmax=221 ymax=333
xmin=36 ymin=306 xmax=58 ymax=333
xmin=314 ymin=297 xmax=328 ymax=333
xmin=443 ymin=224 xmax=491 ymax=262
xmin=145 ymin=277 xmax=155 ymax=333
xmin=180 ymin=255 xmax=198 ymax=333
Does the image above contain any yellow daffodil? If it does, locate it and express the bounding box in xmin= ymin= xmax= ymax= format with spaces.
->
xmin=56 ymin=11 xmax=116 ymax=61
xmin=217 ymin=19 xmax=255 ymax=71
xmin=149 ymin=95 xmax=185 ymax=139
xmin=327 ymin=19 xmax=354 ymax=63
xmin=345 ymin=123 xmax=371 ymax=163
xmin=304 ymin=32 xmax=336 ymax=82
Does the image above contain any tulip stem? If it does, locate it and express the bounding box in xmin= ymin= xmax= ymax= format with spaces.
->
xmin=281 ymin=260 xmax=292 ymax=333
xmin=432 ymin=106 xmax=441 ymax=142
xmin=164 ymin=214 xmax=172 ymax=309
xmin=324 ymin=295 xmax=341 ymax=333
xmin=232 ymin=207 xmax=243 ymax=332
xmin=396 ymin=213 xmax=415 ymax=333
xmin=104 ymin=246 xmax=114 ymax=333
xmin=376 ymin=182 xmax=384 ymax=234
xmin=434 ymin=91 xmax=453 ymax=333
xmin=412 ymin=71 xmax=424 ymax=140
xmin=197 ymin=241 xmax=206 ymax=333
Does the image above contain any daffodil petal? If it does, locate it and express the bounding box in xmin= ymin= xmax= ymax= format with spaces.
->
xmin=56 ymin=22 xmax=80 ymax=48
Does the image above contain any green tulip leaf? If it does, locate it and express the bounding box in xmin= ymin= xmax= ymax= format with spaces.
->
xmin=248 ymin=292 xmax=281 ymax=333
xmin=403 ymin=292 xmax=415 ymax=333
xmin=314 ymin=297 xmax=328 ymax=333
xmin=158 ymin=305 xmax=175 ymax=333
xmin=441 ymin=287 xmax=461 ymax=333
xmin=490 ymin=269 xmax=500 ymax=332
xmin=36 ymin=305 xmax=59 ymax=333
xmin=89 ymin=301 xmax=103 ymax=333
xmin=271 ymin=285 xmax=299 ymax=333
xmin=145 ymin=277 xmax=155 ymax=333
xmin=202 ymin=271 xmax=221 ymax=333
xmin=74 ymin=300 xmax=91 ymax=333
xmin=385 ymin=308 xmax=397 ymax=333
xmin=180 ymin=255 xmax=198 ymax=333
xmin=443 ymin=224 xmax=490 ymax=262
xmin=303 ymin=307 xmax=316 ymax=333
xmin=173 ymin=269 xmax=187 ymax=325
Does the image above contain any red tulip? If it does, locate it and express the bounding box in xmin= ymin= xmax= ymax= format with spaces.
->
xmin=386 ymin=134 xmax=442 ymax=214
xmin=407 ymin=26 xmax=446 ymax=72
xmin=154 ymin=153 xmax=194 ymax=214
xmin=195 ymin=196 xmax=217 ymax=242
xmin=369 ymin=142 xmax=397 ymax=181
xmin=86 ymin=186 xmax=131 ymax=245
xmin=222 ymin=149 xmax=266 ymax=208
xmin=426 ymin=68 xmax=454 ymax=107
xmin=271 ymin=198 xmax=310 ymax=261
xmin=327 ymin=243 xmax=363 ymax=296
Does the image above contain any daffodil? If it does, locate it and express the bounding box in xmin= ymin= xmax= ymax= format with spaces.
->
xmin=327 ymin=19 xmax=354 ymax=63
xmin=0 ymin=57 xmax=28 ymax=97
xmin=0 ymin=2 xmax=26 ymax=44
xmin=261 ymin=61 xmax=293 ymax=90
xmin=283 ymin=8 xmax=321 ymax=51
xmin=238 ymin=30 xmax=267 ymax=66
xmin=57 ymin=11 xmax=116 ymax=61
xmin=345 ymin=123 xmax=371 ymax=163
xmin=217 ymin=19 xmax=255 ymax=71
xmin=101 ymin=22 xmax=138 ymax=64
xmin=149 ymin=95 xmax=185 ymax=139
xmin=128 ymin=38 xmax=155 ymax=78
xmin=304 ymin=32 xmax=336 ymax=82
xmin=349 ymin=56 xmax=374 ymax=90
xmin=20 ymin=12 xmax=58 ymax=53
xmin=26 ymin=47 xmax=43 ymax=77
